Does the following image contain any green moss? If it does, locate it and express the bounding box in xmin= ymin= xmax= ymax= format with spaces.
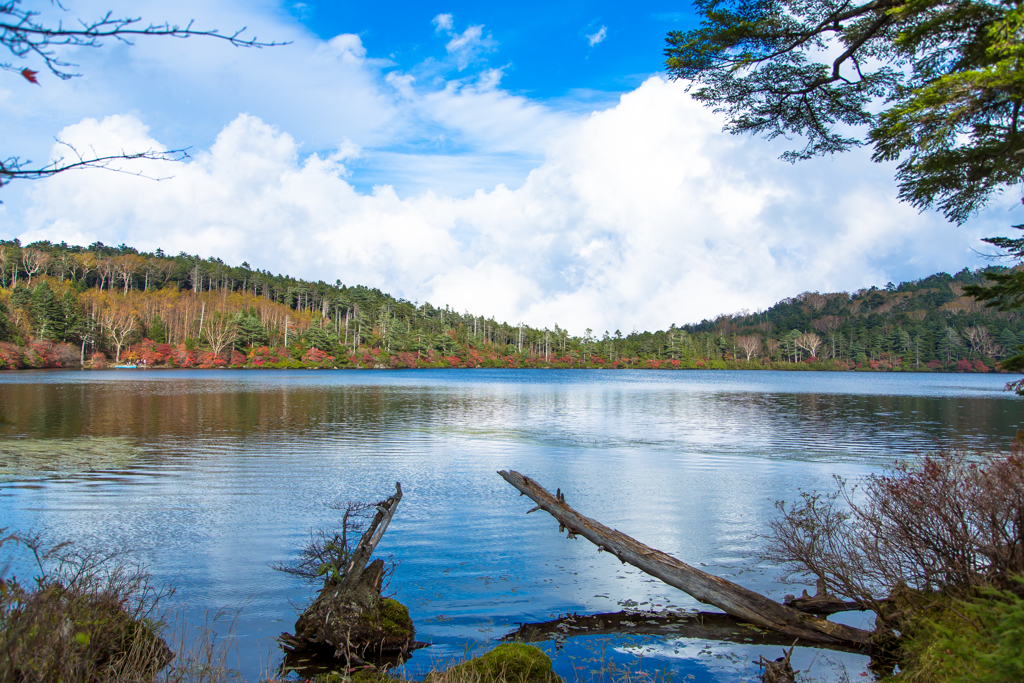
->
xmin=307 ymin=670 xmax=397 ymax=683
xmin=350 ymin=668 xmax=400 ymax=683
xmin=887 ymin=581 xmax=1024 ymax=683
xmin=436 ymin=643 xmax=562 ymax=683
xmin=350 ymin=597 xmax=414 ymax=651
xmin=379 ymin=599 xmax=413 ymax=638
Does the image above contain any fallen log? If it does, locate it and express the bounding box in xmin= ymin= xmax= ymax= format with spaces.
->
xmin=502 ymin=610 xmax=863 ymax=654
xmin=497 ymin=470 xmax=873 ymax=650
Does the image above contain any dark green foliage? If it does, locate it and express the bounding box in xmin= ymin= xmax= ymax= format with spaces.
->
xmin=30 ymin=281 xmax=63 ymax=341
xmin=10 ymin=281 xmax=30 ymax=311
xmin=304 ymin=325 xmax=336 ymax=353
xmin=0 ymin=301 xmax=15 ymax=343
xmin=665 ymin=0 xmax=1024 ymax=225
xmin=235 ymin=313 xmax=267 ymax=348
xmin=146 ymin=316 xmax=167 ymax=344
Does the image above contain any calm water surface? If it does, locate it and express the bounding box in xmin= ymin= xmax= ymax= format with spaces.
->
xmin=1 ymin=369 xmax=1021 ymax=681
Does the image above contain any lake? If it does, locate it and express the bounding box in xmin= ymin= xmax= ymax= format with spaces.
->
xmin=1 ymin=369 xmax=1020 ymax=682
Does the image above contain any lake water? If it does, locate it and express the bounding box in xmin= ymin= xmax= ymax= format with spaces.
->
xmin=1 ymin=369 xmax=1021 ymax=682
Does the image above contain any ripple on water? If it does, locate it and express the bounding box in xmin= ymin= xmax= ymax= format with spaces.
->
xmin=0 ymin=369 xmax=1020 ymax=682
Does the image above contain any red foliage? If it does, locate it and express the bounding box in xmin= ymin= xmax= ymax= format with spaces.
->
xmin=22 ymin=341 xmax=78 ymax=368
xmin=196 ymin=352 xmax=228 ymax=368
xmin=957 ymin=359 xmax=974 ymax=372
xmin=230 ymin=350 xmax=247 ymax=367
xmin=90 ymin=352 xmax=108 ymax=368
xmin=302 ymin=347 xmax=329 ymax=364
xmin=974 ymin=360 xmax=990 ymax=373
xmin=130 ymin=339 xmax=175 ymax=366
xmin=172 ymin=344 xmax=198 ymax=368
xmin=393 ymin=351 xmax=419 ymax=368
xmin=926 ymin=359 xmax=943 ymax=369
xmin=0 ymin=343 xmax=24 ymax=369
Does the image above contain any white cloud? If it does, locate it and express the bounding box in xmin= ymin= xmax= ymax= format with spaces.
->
xmin=428 ymin=14 xmax=497 ymax=71
xmin=587 ymin=26 xmax=608 ymax=47
xmin=11 ymin=77 xmax=1004 ymax=335
xmin=432 ymin=13 xmax=454 ymax=33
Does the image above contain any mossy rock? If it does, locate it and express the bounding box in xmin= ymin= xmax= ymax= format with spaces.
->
xmin=430 ymin=643 xmax=562 ymax=683
xmin=354 ymin=598 xmax=415 ymax=653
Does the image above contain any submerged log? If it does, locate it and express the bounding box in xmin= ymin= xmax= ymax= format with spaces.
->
xmin=503 ymin=610 xmax=863 ymax=654
xmin=281 ymin=483 xmax=417 ymax=668
xmin=497 ymin=470 xmax=873 ymax=650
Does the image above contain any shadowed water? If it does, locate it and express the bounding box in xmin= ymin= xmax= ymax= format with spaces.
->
xmin=0 ymin=369 xmax=1020 ymax=682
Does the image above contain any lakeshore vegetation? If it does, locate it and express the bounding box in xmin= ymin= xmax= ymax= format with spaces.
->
xmin=0 ymin=239 xmax=1020 ymax=373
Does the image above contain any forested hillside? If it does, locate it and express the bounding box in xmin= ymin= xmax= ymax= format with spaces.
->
xmin=0 ymin=239 xmax=1019 ymax=372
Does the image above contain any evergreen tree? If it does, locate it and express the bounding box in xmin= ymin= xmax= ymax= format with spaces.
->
xmin=0 ymin=301 xmax=15 ymax=343
xmin=30 ymin=281 xmax=63 ymax=340
xmin=305 ymin=325 xmax=335 ymax=353
xmin=236 ymin=312 xmax=267 ymax=348
xmin=147 ymin=316 xmax=168 ymax=344
xmin=60 ymin=291 xmax=83 ymax=343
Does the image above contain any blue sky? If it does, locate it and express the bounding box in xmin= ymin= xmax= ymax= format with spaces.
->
xmin=292 ymin=1 xmax=694 ymax=97
xmin=0 ymin=1 xmax=1012 ymax=333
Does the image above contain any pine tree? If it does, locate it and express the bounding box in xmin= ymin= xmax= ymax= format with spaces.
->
xmin=30 ymin=281 xmax=63 ymax=340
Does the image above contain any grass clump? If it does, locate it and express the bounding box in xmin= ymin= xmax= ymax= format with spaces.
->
xmin=890 ymin=579 xmax=1024 ymax=682
xmin=427 ymin=643 xmax=562 ymax=683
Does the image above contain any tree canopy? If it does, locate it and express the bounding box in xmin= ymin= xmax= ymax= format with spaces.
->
xmin=665 ymin=0 xmax=1024 ymax=225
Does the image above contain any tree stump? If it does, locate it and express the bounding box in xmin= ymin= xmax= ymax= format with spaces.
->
xmin=280 ymin=483 xmax=416 ymax=668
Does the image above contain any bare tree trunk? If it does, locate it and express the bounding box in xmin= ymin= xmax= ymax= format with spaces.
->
xmin=497 ymin=470 xmax=873 ymax=650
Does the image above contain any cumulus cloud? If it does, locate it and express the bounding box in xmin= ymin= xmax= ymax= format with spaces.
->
xmin=587 ymin=26 xmax=608 ymax=47
xmin=13 ymin=77 xmax=1001 ymax=335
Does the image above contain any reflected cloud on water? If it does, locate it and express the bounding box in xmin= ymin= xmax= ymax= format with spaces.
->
xmin=0 ymin=369 xmax=1020 ymax=681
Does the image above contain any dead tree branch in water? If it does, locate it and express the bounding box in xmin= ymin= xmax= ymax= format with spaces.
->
xmin=280 ymin=483 xmax=417 ymax=669
xmin=503 ymin=610 xmax=864 ymax=654
xmin=497 ymin=470 xmax=873 ymax=650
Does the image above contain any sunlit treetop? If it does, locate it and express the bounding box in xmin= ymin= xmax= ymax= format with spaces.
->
xmin=665 ymin=0 xmax=1024 ymax=224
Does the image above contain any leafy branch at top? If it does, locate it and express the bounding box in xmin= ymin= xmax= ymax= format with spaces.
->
xmin=666 ymin=0 xmax=1024 ymax=224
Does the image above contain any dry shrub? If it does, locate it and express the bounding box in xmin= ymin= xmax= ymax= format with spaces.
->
xmin=763 ymin=449 xmax=1024 ymax=615
xmin=0 ymin=530 xmax=172 ymax=682
xmin=0 ymin=529 xmax=241 ymax=683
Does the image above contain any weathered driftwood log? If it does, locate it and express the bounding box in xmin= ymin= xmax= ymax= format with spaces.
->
xmin=281 ymin=483 xmax=416 ymax=667
xmin=497 ymin=470 xmax=873 ymax=650
xmin=503 ymin=610 xmax=863 ymax=654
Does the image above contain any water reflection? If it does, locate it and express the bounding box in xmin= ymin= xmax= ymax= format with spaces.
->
xmin=0 ymin=369 xmax=1020 ymax=682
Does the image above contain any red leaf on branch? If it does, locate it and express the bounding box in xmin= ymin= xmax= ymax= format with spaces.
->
xmin=21 ymin=68 xmax=40 ymax=84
